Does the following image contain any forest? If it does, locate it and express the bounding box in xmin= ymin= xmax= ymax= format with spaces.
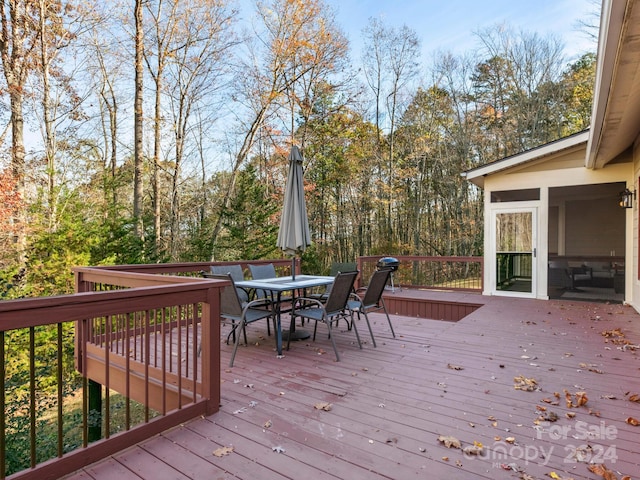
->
xmin=0 ymin=0 xmax=598 ymax=299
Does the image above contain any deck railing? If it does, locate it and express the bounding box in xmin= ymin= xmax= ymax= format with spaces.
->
xmin=0 ymin=268 xmax=225 ymax=480
xmin=357 ymin=255 xmax=484 ymax=292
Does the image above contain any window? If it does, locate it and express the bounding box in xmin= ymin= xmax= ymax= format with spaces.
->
xmin=491 ymin=189 xmax=540 ymax=203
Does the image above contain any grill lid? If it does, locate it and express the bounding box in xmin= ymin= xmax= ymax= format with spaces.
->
xmin=376 ymin=257 xmax=399 ymax=271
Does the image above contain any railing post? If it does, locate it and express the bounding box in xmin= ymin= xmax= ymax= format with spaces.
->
xmin=200 ymin=285 xmax=221 ymax=416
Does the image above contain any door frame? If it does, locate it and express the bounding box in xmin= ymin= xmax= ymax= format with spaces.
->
xmin=489 ymin=205 xmax=538 ymax=298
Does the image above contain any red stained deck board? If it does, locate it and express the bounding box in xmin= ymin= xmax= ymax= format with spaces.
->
xmin=161 ymin=425 xmax=290 ymax=480
xmin=138 ymin=435 xmax=234 ymax=479
xmin=102 ymin=447 xmax=189 ymax=480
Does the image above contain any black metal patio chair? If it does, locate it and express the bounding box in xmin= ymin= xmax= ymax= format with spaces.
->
xmin=347 ymin=268 xmax=396 ymax=344
xmin=309 ymin=261 xmax=357 ymax=301
xmin=208 ymin=273 xmax=277 ymax=367
xmin=290 ymin=270 xmax=360 ymax=361
xmin=204 ymin=264 xmax=272 ymax=339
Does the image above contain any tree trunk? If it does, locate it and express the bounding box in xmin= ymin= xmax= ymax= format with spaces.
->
xmin=133 ymin=0 xmax=145 ymax=244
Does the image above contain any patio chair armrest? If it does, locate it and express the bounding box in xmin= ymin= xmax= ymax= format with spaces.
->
xmin=349 ymin=292 xmax=362 ymax=302
xmin=293 ymin=297 xmax=324 ymax=310
xmin=245 ymin=297 xmax=273 ymax=310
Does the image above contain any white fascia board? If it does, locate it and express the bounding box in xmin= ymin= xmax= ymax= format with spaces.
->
xmin=586 ymin=0 xmax=628 ymax=168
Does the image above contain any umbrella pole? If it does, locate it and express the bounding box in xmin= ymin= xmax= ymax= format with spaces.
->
xmin=291 ymin=257 xmax=296 ymax=280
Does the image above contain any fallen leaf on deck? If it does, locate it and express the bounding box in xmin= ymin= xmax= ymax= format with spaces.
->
xmin=272 ymin=446 xmax=286 ymax=453
xmin=314 ymin=402 xmax=333 ymax=411
xmin=249 ymin=400 xmax=258 ymax=407
xmin=572 ymin=445 xmax=592 ymax=462
xmin=587 ymin=463 xmax=618 ymax=480
xmin=601 ymin=328 xmax=625 ymax=338
xmin=628 ymin=393 xmax=640 ymax=402
xmin=263 ymin=420 xmax=272 ymax=428
xmin=514 ymin=375 xmax=538 ymax=391
xmin=576 ymin=391 xmax=588 ymax=406
xmin=232 ymin=407 xmax=247 ymax=415
xmin=547 ymin=472 xmax=561 ymax=479
xmin=538 ymin=411 xmax=559 ymax=422
xmin=213 ymin=446 xmax=234 ymax=457
xmin=437 ymin=435 xmax=461 ymax=449
xmin=505 ymin=437 xmax=516 ymax=444
xmin=463 ymin=442 xmax=483 ymax=456
xmin=447 ymin=363 xmax=464 ymax=370
xmin=625 ymin=416 xmax=639 ymax=426
xmin=563 ymin=389 xmax=588 ymax=408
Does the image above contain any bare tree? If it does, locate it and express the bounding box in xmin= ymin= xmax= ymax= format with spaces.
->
xmin=133 ymin=0 xmax=144 ymax=243
xmin=361 ymin=17 xmax=420 ymax=243
xmin=34 ymin=0 xmax=92 ymax=230
xmin=161 ymin=0 xmax=237 ymax=259
xmin=209 ymin=0 xmax=348 ymax=259
xmin=0 ymin=0 xmax=38 ymax=256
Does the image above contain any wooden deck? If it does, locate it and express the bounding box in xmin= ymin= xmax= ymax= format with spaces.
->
xmin=63 ymin=290 xmax=640 ymax=480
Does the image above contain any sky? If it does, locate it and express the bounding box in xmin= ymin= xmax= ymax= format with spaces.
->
xmin=323 ymin=0 xmax=599 ymax=63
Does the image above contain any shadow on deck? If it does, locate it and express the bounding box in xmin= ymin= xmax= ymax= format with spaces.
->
xmin=65 ymin=290 xmax=640 ymax=480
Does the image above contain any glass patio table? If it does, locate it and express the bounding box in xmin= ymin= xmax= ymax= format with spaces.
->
xmin=235 ymin=275 xmax=335 ymax=357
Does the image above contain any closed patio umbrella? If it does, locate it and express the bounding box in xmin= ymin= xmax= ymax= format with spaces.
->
xmin=277 ymin=146 xmax=311 ymax=280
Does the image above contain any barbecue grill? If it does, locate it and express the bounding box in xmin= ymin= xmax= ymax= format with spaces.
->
xmin=376 ymin=257 xmax=400 ymax=291
xmin=376 ymin=257 xmax=400 ymax=271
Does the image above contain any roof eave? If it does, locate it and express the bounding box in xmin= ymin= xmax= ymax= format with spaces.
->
xmin=462 ymin=131 xmax=590 ymax=188
xmin=586 ymin=0 xmax=629 ymax=169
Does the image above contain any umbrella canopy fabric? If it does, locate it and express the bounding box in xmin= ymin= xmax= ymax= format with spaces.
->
xmin=277 ymin=146 xmax=311 ymax=259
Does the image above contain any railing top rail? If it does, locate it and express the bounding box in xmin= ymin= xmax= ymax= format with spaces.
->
xmin=358 ymin=255 xmax=483 ymax=262
xmin=74 ymin=267 xmax=210 ymax=287
xmin=0 ymin=277 xmax=228 ymax=330
xmin=85 ymin=259 xmax=293 ymax=275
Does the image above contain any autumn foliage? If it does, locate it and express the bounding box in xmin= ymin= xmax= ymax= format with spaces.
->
xmin=0 ymin=169 xmax=23 ymax=236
